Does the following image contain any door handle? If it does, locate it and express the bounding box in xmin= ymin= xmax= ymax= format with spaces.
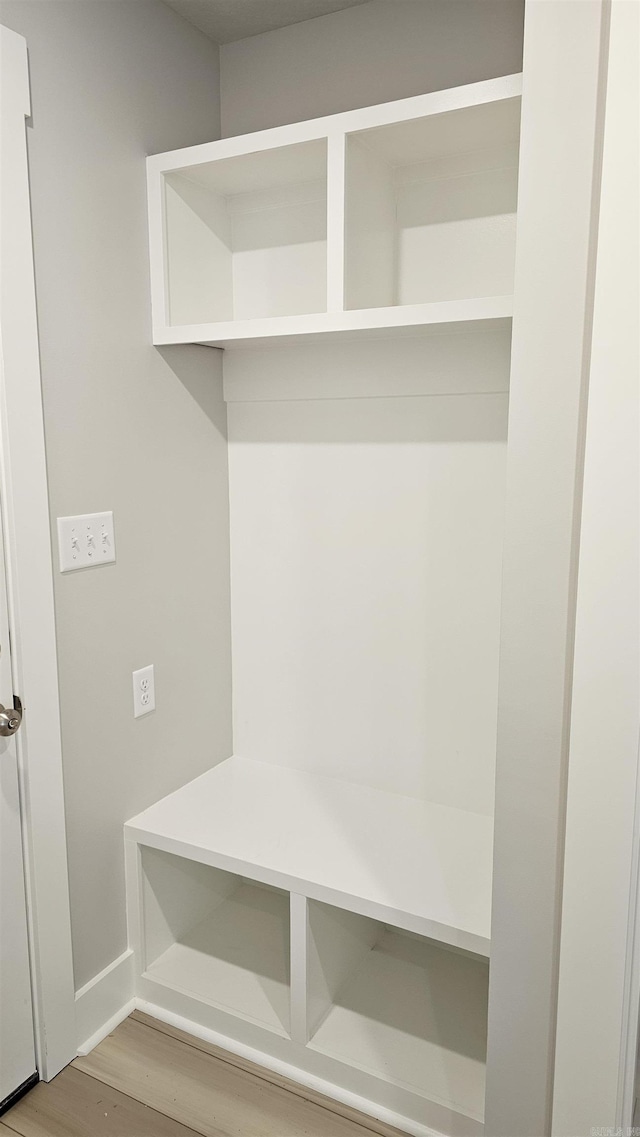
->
xmin=0 ymin=698 xmax=22 ymax=737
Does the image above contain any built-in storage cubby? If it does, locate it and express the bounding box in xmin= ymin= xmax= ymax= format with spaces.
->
xmin=140 ymin=847 xmax=290 ymax=1036
xmin=147 ymin=73 xmax=521 ymax=347
xmin=344 ymin=98 xmax=520 ymax=310
xmin=306 ymin=901 xmax=488 ymax=1124
xmin=163 ymin=139 xmax=327 ymax=326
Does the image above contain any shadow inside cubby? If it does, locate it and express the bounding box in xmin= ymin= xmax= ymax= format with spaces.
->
xmin=141 ymin=846 xmax=290 ymax=1036
xmin=164 ymin=138 xmax=328 ymax=326
xmin=307 ymin=900 xmax=488 ymax=1120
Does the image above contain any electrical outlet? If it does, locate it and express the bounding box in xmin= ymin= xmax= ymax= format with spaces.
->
xmin=57 ymin=512 xmax=115 ymax=572
xmin=133 ymin=665 xmax=155 ymax=718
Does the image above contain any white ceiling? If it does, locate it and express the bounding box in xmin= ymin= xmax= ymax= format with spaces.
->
xmin=163 ymin=0 xmax=371 ymax=44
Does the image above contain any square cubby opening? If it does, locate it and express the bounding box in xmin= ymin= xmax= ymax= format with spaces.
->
xmin=163 ymin=139 xmax=327 ymax=325
xmin=345 ymin=97 xmax=520 ymax=311
xmin=141 ymin=847 xmax=290 ymax=1036
xmin=306 ymin=901 xmax=489 ymax=1122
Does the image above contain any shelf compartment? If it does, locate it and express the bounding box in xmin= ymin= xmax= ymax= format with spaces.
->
xmin=345 ymin=96 xmax=520 ymax=311
xmin=163 ymin=138 xmax=327 ymax=326
xmin=126 ymin=756 xmax=493 ymax=956
xmin=306 ymin=900 xmax=488 ymax=1123
xmin=140 ymin=846 xmax=290 ymax=1036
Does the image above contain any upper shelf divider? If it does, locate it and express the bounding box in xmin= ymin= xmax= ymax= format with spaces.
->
xmin=147 ymin=73 xmax=522 ymax=349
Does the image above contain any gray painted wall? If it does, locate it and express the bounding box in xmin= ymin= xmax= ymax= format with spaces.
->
xmin=0 ymin=0 xmax=232 ymax=990
xmin=220 ymin=0 xmax=524 ymax=136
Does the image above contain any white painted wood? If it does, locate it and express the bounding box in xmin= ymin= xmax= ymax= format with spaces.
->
xmin=350 ymin=96 xmax=520 ymax=169
xmin=141 ymin=847 xmax=237 ymax=966
xmin=0 ymin=417 xmax=35 ymax=1101
xmin=75 ymin=950 xmax=135 ymax=1056
xmin=161 ymin=140 xmax=327 ymax=326
xmin=147 ymin=74 xmax=521 ymax=344
xmin=76 ymin=1000 xmax=136 ymax=1059
xmin=140 ymin=848 xmax=290 ymax=1036
xmin=288 ymin=893 xmax=308 ymax=1044
xmin=228 ymin=391 xmax=507 ymax=815
xmin=345 ymin=107 xmax=519 ymax=310
xmin=344 ymin=134 xmax=396 ymax=310
xmin=394 ymin=159 xmax=518 ymax=306
xmin=154 ymin=296 xmax=513 ymax=348
xmin=173 ymin=139 xmax=328 ymax=196
xmin=230 ymin=182 xmax=327 ymax=320
xmin=135 ymin=998 xmax=449 ymax=1137
xmin=126 ymin=755 xmax=493 ymax=955
xmin=552 ymin=0 xmax=640 ymax=1131
xmin=308 ymin=922 xmax=489 ymax=1125
xmin=307 ymin=902 xmax=381 ymax=1037
xmin=223 ymin=328 xmax=511 ymax=403
xmin=165 ymin=174 xmax=233 ymax=326
xmin=484 ymin=1 xmax=611 ymax=1133
xmin=136 ymin=60 xmax=529 ymax=1134
xmin=0 ymin=24 xmax=76 ymax=1081
xmin=326 ymin=133 xmax=346 ymax=312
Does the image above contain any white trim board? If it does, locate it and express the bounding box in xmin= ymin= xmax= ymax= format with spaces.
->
xmin=484 ymin=1 xmax=612 ymax=1133
xmin=154 ymin=301 xmax=514 ymax=350
xmin=551 ymin=0 xmax=640 ymax=1129
xmin=71 ymin=970 xmax=474 ymax=1137
xmin=135 ymin=999 xmax=452 ymax=1137
xmin=75 ymin=950 xmax=135 ymax=1056
xmin=0 ymin=24 xmax=76 ymax=1080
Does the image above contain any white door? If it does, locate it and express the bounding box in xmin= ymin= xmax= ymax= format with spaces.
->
xmin=0 ymin=477 xmax=36 ymax=1106
xmin=0 ymin=23 xmax=76 ymax=1086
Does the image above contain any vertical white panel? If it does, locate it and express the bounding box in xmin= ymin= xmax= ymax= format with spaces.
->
xmin=485 ymin=1 xmax=609 ymax=1133
xmin=289 ymin=892 xmax=308 ymax=1044
xmin=552 ymin=0 xmax=640 ymax=1130
xmin=228 ymin=382 xmax=507 ymax=815
xmin=165 ymin=174 xmax=233 ymax=325
xmin=307 ymin=902 xmax=381 ymax=1038
xmin=344 ymin=135 xmax=396 ymax=310
xmin=326 ymin=132 xmax=346 ymax=312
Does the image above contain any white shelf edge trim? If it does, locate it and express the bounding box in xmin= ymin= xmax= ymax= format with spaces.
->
xmin=155 ymin=297 xmax=514 ymax=350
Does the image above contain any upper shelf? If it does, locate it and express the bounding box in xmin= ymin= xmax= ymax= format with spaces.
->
xmin=125 ymin=755 xmax=493 ymax=957
xmin=147 ymin=74 xmax=522 ymax=349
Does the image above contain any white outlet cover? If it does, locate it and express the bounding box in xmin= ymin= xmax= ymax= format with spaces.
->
xmin=57 ymin=511 xmax=116 ymax=572
xmin=133 ymin=664 xmax=155 ymax=718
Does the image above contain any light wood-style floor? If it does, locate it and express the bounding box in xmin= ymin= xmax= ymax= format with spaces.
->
xmin=0 ymin=1011 xmax=406 ymax=1137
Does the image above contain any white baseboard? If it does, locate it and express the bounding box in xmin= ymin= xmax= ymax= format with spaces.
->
xmin=74 ymin=968 xmax=452 ymax=1137
xmin=75 ymin=949 xmax=135 ymax=1055
xmin=135 ymin=998 xmax=444 ymax=1137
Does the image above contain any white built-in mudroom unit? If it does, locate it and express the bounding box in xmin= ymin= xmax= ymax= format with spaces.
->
xmin=0 ymin=0 xmax=636 ymax=1134
xmin=116 ymin=0 xmax=635 ymax=1130
xmin=126 ymin=73 xmax=517 ymax=1137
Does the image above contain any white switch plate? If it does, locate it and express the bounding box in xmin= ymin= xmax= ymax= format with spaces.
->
xmin=57 ymin=511 xmax=115 ymax=572
xmin=133 ymin=664 xmax=155 ymax=718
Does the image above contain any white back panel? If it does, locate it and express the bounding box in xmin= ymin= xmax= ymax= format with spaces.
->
xmin=231 ymin=189 xmax=327 ymax=320
xmin=228 ymin=336 xmax=508 ymax=814
xmin=396 ymin=164 xmax=518 ymax=305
